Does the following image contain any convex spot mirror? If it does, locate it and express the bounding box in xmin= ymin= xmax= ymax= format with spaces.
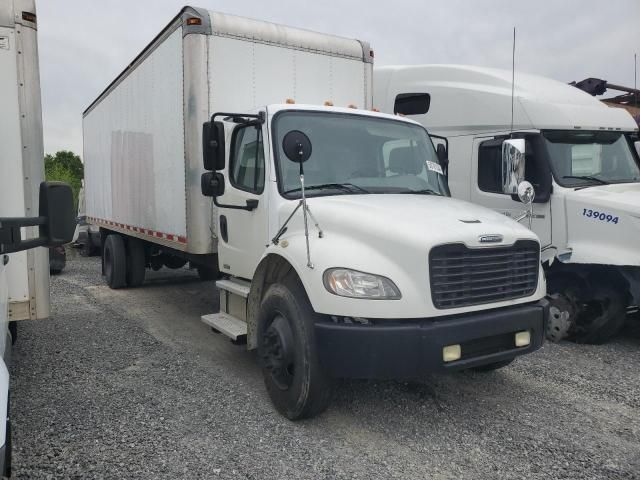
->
xmin=501 ymin=138 xmax=526 ymax=195
xmin=517 ymin=180 xmax=535 ymax=205
xmin=201 ymin=172 xmax=225 ymax=197
xmin=282 ymin=130 xmax=312 ymax=163
xmin=202 ymin=120 xmax=226 ymax=171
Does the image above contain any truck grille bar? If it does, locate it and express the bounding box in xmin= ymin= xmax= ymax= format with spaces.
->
xmin=429 ymin=240 xmax=540 ymax=309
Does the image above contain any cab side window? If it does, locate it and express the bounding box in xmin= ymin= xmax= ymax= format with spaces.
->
xmin=230 ymin=124 xmax=265 ymax=193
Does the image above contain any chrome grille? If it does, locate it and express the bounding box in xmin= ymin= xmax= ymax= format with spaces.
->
xmin=429 ymin=240 xmax=540 ymax=309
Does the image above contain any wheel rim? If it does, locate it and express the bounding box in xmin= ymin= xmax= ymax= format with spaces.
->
xmin=262 ymin=314 xmax=295 ymax=391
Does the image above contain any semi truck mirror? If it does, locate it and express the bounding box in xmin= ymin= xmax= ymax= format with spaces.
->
xmin=39 ymin=182 xmax=76 ymax=246
xmin=202 ymin=121 xmax=226 ymax=171
xmin=436 ymin=144 xmax=449 ymax=174
xmin=282 ymin=130 xmax=312 ymax=163
xmin=501 ymin=139 xmax=526 ymax=195
xmin=201 ymin=172 xmax=225 ymax=197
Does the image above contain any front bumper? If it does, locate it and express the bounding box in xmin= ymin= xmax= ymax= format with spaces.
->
xmin=315 ymin=299 xmax=548 ymax=379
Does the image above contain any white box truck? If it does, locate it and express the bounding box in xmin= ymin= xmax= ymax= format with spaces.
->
xmin=375 ymin=64 xmax=640 ymax=344
xmin=1 ymin=0 xmax=76 ymax=474
xmin=84 ymin=9 xmax=549 ymax=420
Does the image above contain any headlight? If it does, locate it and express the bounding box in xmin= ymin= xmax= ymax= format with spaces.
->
xmin=323 ymin=268 xmax=401 ymax=299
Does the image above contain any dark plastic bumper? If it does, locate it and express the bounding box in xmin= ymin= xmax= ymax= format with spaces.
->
xmin=315 ymin=299 xmax=548 ymax=379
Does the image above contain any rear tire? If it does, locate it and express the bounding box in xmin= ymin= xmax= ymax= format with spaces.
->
xmin=103 ymin=234 xmax=127 ymax=289
xmin=126 ymin=238 xmax=146 ymax=287
xmin=257 ymin=276 xmax=332 ymax=420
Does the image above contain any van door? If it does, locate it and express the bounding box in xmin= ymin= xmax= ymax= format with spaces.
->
xmin=216 ymin=122 xmax=270 ymax=280
xmin=470 ymin=136 xmax=552 ymax=247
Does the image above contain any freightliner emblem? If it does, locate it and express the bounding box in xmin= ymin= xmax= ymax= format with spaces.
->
xmin=478 ymin=234 xmax=503 ymax=244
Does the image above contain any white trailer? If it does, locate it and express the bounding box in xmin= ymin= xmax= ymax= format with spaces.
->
xmin=84 ymin=9 xmax=549 ymax=420
xmin=375 ymin=64 xmax=640 ymax=343
xmin=0 ymin=0 xmax=75 ymax=474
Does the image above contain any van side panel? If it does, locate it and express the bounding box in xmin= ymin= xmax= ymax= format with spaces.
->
xmin=84 ymin=27 xmax=189 ymax=249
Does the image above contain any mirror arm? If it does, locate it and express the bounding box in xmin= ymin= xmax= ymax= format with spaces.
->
xmin=213 ymin=197 xmax=258 ymax=212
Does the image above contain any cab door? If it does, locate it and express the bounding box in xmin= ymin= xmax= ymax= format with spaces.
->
xmin=216 ymin=122 xmax=270 ymax=280
xmin=470 ymin=136 xmax=552 ymax=247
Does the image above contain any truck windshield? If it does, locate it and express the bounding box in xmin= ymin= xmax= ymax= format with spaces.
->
xmin=543 ymin=130 xmax=640 ymax=187
xmin=273 ymin=111 xmax=448 ymax=198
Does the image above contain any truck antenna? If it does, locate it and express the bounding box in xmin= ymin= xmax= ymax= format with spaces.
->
xmin=635 ymin=52 xmax=637 ymax=108
xmin=510 ymin=27 xmax=516 ymax=134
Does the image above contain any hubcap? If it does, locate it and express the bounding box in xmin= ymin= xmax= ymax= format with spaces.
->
xmin=546 ymin=293 xmax=574 ymax=342
xmin=262 ymin=315 xmax=295 ymax=390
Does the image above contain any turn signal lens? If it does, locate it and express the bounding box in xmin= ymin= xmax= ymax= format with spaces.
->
xmin=443 ymin=344 xmax=461 ymax=362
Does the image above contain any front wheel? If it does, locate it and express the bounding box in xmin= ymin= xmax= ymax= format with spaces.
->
xmin=257 ymin=276 xmax=332 ymax=420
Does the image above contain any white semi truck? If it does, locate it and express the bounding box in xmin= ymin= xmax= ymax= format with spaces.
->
xmin=1 ymin=0 xmax=75 ymax=475
xmin=84 ymin=8 xmax=549 ymax=420
xmin=375 ymin=64 xmax=640 ymax=344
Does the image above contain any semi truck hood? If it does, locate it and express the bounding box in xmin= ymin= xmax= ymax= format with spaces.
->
xmin=561 ymin=183 xmax=640 ymax=265
xmin=290 ymin=194 xmax=539 ymax=249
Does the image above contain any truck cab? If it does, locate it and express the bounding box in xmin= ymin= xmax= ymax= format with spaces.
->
xmin=201 ymin=102 xmax=549 ymax=419
xmin=375 ymin=64 xmax=640 ymax=343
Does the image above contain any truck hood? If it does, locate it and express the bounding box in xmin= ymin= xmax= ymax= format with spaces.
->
xmin=292 ymin=194 xmax=539 ymax=249
xmin=561 ymin=183 xmax=640 ymax=265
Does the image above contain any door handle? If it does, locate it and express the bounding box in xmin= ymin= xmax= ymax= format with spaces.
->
xmin=220 ymin=215 xmax=228 ymax=243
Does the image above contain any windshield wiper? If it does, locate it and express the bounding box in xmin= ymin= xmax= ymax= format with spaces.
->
xmin=562 ymin=175 xmax=609 ymax=185
xmin=396 ymin=188 xmax=442 ymax=196
xmin=283 ymin=183 xmax=371 ymax=195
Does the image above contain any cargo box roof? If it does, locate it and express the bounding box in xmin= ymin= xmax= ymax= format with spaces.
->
xmin=84 ymin=6 xmax=372 ymax=116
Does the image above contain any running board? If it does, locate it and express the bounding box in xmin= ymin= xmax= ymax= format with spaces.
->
xmin=201 ymin=312 xmax=247 ymax=342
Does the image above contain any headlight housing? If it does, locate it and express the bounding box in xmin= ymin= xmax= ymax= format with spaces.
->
xmin=323 ymin=268 xmax=401 ymax=300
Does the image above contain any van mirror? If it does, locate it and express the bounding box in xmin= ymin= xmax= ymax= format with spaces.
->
xmin=501 ymin=139 xmax=526 ymax=195
xmin=0 ymin=182 xmax=75 ymax=254
xmin=201 ymin=172 xmax=225 ymax=197
xmin=436 ymin=143 xmax=449 ymax=174
xmin=282 ymin=130 xmax=312 ymax=163
xmin=39 ymin=182 xmax=76 ymax=245
xmin=202 ymin=121 xmax=226 ymax=171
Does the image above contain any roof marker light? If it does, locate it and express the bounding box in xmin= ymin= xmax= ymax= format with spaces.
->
xmin=324 ymin=101 xmax=334 ymax=106
xmin=348 ymin=104 xmax=357 ymax=109
xmin=286 ymin=98 xmax=295 ymax=104
xmin=372 ymin=108 xmax=380 ymax=112
xmin=186 ymin=17 xmax=202 ymax=26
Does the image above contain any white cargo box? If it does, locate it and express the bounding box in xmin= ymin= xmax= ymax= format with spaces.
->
xmin=0 ymin=0 xmax=49 ymax=320
xmin=83 ymin=7 xmax=373 ymax=255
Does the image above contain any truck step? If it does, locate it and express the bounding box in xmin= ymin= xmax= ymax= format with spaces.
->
xmin=216 ymin=278 xmax=251 ymax=298
xmin=201 ymin=312 xmax=247 ymax=341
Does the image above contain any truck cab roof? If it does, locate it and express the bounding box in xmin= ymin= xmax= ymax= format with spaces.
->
xmin=375 ymin=64 xmax=639 ymax=136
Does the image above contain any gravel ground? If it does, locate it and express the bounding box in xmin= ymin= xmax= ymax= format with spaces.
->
xmin=8 ymin=252 xmax=640 ymax=479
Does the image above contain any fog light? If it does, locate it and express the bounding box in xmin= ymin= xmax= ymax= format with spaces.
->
xmin=443 ymin=344 xmax=461 ymax=362
xmin=515 ymin=330 xmax=531 ymax=347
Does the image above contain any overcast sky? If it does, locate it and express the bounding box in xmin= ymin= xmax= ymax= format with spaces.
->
xmin=36 ymin=0 xmax=639 ymax=156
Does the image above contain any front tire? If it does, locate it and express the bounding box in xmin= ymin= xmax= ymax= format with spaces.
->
xmin=572 ymin=286 xmax=627 ymax=344
xmin=257 ymin=276 xmax=331 ymax=420
xmin=103 ymin=234 xmax=127 ymax=289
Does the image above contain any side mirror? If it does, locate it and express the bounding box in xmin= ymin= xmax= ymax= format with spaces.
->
xmin=201 ymin=172 xmax=225 ymax=197
xmin=282 ymin=130 xmax=312 ymax=163
xmin=634 ymin=140 xmax=640 ymax=158
xmin=436 ymin=143 xmax=449 ymax=173
xmin=501 ymin=138 xmax=526 ymax=195
xmin=39 ymin=182 xmax=76 ymax=245
xmin=0 ymin=181 xmax=75 ymax=254
xmin=202 ymin=120 xmax=226 ymax=171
